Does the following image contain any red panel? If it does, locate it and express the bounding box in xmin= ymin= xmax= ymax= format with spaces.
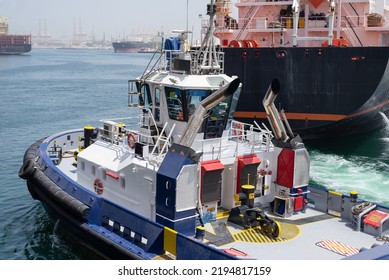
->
xmin=200 ymin=160 xmax=224 ymax=202
xmin=277 ymin=148 xmax=295 ymax=188
xmin=201 ymin=160 xmax=224 ymax=178
xmin=364 ymin=210 xmax=388 ymax=228
xmin=223 ymin=248 xmax=248 ymax=257
xmin=237 ymin=154 xmax=260 ymax=167
xmin=294 ymin=196 xmax=303 ymax=211
xmin=309 ymin=0 xmax=325 ymax=8
xmin=106 ymin=170 xmax=119 ymax=180
xmin=236 ymin=154 xmax=261 ymax=192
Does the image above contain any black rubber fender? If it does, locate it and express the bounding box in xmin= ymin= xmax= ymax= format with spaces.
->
xmin=20 ymin=137 xmax=90 ymax=221
xmin=19 ymin=159 xmax=36 ymax=179
xmin=33 ymin=168 xmax=90 ymax=220
xmin=19 ymin=138 xmax=46 ymax=179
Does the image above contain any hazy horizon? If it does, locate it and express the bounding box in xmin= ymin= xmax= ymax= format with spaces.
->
xmin=0 ymin=0 xmax=215 ymax=40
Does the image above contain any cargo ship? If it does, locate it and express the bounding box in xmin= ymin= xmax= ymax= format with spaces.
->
xmin=0 ymin=16 xmax=31 ymax=55
xmin=112 ymin=40 xmax=155 ymax=53
xmin=214 ymin=0 xmax=389 ymax=140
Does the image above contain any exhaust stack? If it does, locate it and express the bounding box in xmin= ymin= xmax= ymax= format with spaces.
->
xmin=263 ymin=79 xmax=290 ymax=142
xmin=179 ymin=77 xmax=241 ymax=147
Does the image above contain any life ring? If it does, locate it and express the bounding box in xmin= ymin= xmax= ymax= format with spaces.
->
xmin=127 ymin=132 xmax=136 ymax=149
xmin=94 ymin=179 xmax=103 ymax=195
xmin=233 ymin=122 xmax=244 ymax=136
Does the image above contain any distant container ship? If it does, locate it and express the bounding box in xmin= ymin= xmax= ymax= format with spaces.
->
xmin=0 ymin=16 xmax=31 ymax=55
xmin=112 ymin=39 xmax=155 ymax=53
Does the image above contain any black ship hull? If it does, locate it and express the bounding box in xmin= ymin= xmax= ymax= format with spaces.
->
xmin=0 ymin=44 xmax=31 ymax=54
xmin=223 ymin=47 xmax=389 ymax=140
xmin=112 ymin=41 xmax=154 ymax=53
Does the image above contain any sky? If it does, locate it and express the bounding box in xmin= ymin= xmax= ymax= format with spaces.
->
xmin=0 ymin=0 xmax=221 ymax=41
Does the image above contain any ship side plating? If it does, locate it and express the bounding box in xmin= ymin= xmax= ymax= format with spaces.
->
xmin=224 ymin=46 xmax=389 ymax=139
xmin=213 ymin=0 xmax=389 ymax=139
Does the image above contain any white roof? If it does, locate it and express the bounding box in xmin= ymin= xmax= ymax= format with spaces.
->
xmin=78 ymin=140 xmax=132 ymax=172
xmin=149 ymin=71 xmax=235 ymax=89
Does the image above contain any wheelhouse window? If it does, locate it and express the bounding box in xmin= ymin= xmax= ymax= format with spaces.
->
xmin=203 ymin=86 xmax=241 ymax=139
xmin=203 ymin=95 xmax=232 ymax=139
xmin=186 ymin=89 xmax=207 ymax=119
xmin=155 ymin=88 xmax=160 ymax=107
xmin=138 ymin=82 xmax=152 ymax=108
xmin=165 ymin=87 xmax=211 ymax=121
xmin=154 ymin=88 xmax=161 ymax=122
xmin=165 ymin=87 xmax=184 ymax=121
xmin=164 ymin=84 xmax=241 ymax=139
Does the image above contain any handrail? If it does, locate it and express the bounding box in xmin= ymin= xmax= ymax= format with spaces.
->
xmin=140 ymin=51 xmax=164 ymax=80
xmin=150 ymin=121 xmax=171 ymax=157
xmin=236 ymin=0 xmax=261 ymax=40
xmin=193 ymin=119 xmax=274 ymax=161
xmin=158 ymin=123 xmax=175 ymax=159
xmin=348 ymin=3 xmax=360 ymax=26
xmin=343 ymin=16 xmax=363 ymax=47
xmin=98 ymin=115 xmax=171 ymax=162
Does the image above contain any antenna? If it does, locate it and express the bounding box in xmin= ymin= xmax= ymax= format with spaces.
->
xmin=186 ymin=0 xmax=189 ymax=32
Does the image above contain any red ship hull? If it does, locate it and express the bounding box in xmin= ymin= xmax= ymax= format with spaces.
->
xmin=0 ymin=34 xmax=31 ymax=55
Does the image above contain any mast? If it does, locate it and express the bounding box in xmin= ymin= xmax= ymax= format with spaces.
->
xmin=195 ymin=0 xmax=222 ymax=75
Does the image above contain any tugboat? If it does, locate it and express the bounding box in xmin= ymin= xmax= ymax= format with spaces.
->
xmin=19 ymin=1 xmax=389 ymax=260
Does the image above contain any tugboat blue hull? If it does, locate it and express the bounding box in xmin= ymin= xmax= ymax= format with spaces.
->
xmin=20 ymin=135 xmax=237 ymax=260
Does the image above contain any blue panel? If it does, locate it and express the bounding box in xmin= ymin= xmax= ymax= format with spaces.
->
xmin=175 ymin=233 xmax=237 ymax=260
xmin=156 ymin=214 xmax=196 ymax=236
xmin=89 ymin=199 xmax=165 ymax=254
xmin=155 ymin=172 xmax=196 ymax=220
xmin=156 ymin=150 xmax=197 ymax=232
xmin=164 ymin=37 xmax=180 ymax=50
xmin=158 ymin=150 xmax=194 ymax=178
xmin=155 ymin=174 xmax=177 ymax=219
xmin=343 ymin=243 xmax=389 ymax=260
xmin=156 ymin=151 xmax=195 ymax=219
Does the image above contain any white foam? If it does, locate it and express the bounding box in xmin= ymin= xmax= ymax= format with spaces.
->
xmin=379 ymin=111 xmax=389 ymax=134
xmin=309 ymin=149 xmax=389 ymax=206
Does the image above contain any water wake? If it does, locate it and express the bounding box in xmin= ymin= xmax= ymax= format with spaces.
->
xmin=378 ymin=112 xmax=389 ymax=159
xmin=379 ymin=111 xmax=389 ymax=135
xmin=309 ymin=150 xmax=389 ymax=207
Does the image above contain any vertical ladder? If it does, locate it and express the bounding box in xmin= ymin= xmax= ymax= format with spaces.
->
xmin=128 ymin=80 xmax=139 ymax=107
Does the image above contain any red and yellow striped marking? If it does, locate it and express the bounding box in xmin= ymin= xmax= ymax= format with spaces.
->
xmin=316 ymin=240 xmax=359 ymax=256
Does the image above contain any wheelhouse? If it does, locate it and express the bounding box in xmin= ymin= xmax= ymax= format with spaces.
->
xmin=129 ymin=75 xmax=241 ymax=141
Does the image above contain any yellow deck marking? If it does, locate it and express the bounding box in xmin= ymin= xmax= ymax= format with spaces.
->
xmin=231 ymin=222 xmax=300 ymax=244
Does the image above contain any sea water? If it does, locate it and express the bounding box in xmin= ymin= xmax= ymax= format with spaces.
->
xmin=0 ymin=48 xmax=388 ymax=259
xmin=307 ymin=113 xmax=389 ymax=207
